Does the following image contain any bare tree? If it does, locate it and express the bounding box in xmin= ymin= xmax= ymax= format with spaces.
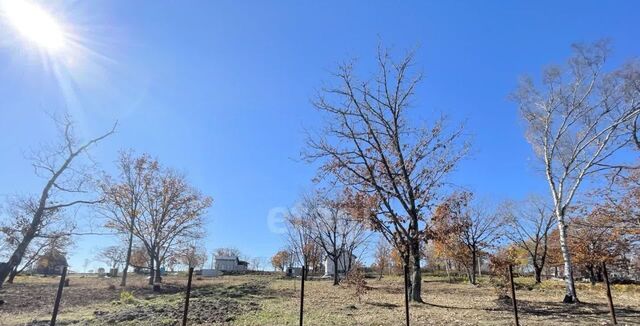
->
xmin=374 ymin=237 xmax=391 ymax=280
xmin=176 ymin=243 xmax=208 ymax=269
xmin=430 ymin=192 xmax=504 ymax=285
xmin=0 ymin=115 xmax=115 ymax=287
xmin=284 ymin=207 xmax=315 ymax=276
xmin=133 ymin=167 xmax=211 ymax=286
xmin=213 ymin=247 xmax=242 ymax=258
xmin=304 ymin=191 xmax=369 ymax=285
xmin=502 ymin=196 xmax=556 ymax=283
xmin=513 ymin=40 xmax=640 ymax=302
xmin=101 ymin=151 xmax=157 ymax=286
xmin=250 ymin=257 xmax=266 ymax=271
xmin=305 ymin=47 xmax=468 ymax=302
xmin=96 ymin=245 xmax=126 ymax=270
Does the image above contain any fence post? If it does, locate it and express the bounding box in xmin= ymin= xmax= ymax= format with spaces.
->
xmin=404 ymin=264 xmax=410 ymax=326
xmin=182 ymin=267 xmax=194 ymax=326
xmin=602 ymin=262 xmax=617 ymax=325
xmin=299 ymin=265 xmax=306 ymax=326
xmin=50 ymin=266 xmax=68 ymax=326
xmin=507 ymin=265 xmax=519 ymax=326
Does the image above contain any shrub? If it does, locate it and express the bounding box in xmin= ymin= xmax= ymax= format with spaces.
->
xmin=344 ymin=267 xmax=368 ymax=304
xmin=120 ymin=290 xmax=136 ymax=304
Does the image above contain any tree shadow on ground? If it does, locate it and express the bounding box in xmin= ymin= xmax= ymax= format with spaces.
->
xmin=495 ymin=299 xmax=640 ymax=324
xmin=366 ymin=302 xmax=400 ymax=309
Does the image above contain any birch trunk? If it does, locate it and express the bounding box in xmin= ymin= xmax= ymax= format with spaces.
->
xmin=557 ymin=217 xmax=579 ymax=303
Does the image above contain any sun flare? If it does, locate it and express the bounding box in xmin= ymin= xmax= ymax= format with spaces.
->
xmin=1 ymin=0 xmax=66 ymax=52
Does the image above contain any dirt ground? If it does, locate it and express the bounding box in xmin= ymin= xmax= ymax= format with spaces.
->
xmin=0 ymin=273 xmax=638 ymax=325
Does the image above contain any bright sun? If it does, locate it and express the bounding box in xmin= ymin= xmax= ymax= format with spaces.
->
xmin=1 ymin=0 xmax=66 ymax=52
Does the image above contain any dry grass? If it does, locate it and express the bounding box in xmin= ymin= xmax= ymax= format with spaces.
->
xmin=0 ymin=274 xmax=638 ymax=325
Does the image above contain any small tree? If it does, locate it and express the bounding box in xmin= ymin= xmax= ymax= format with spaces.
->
xmin=271 ymin=250 xmax=290 ymax=271
xmin=96 ymin=245 xmax=126 ymax=270
xmin=430 ymin=192 xmax=504 ymax=284
xmin=502 ymin=196 xmax=556 ymax=283
xmin=284 ymin=208 xmax=315 ymax=278
xmin=176 ymin=243 xmax=208 ymax=269
xmin=373 ymin=237 xmax=391 ymax=280
xmin=303 ymin=191 xmax=369 ymax=285
xmin=570 ymin=209 xmax=631 ymax=284
xmin=344 ymin=263 xmax=368 ymax=304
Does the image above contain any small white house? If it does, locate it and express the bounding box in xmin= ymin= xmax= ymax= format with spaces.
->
xmin=214 ymin=256 xmax=248 ymax=272
xmin=323 ymin=251 xmax=356 ymax=277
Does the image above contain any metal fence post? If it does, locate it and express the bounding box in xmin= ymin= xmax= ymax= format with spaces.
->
xmin=182 ymin=267 xmax=194 ymax=326
xmin=508 ymin=265 xmax=519 ymax=326
xmin=299 ymin=265 xmax=306 ymax=326
xmin=602 ymin=262 xmax=617 ymax=325
xmin=50 ymin=266 xmax=68 ymax=326
xmin=404 ymin=264 xmax=410 ymax=326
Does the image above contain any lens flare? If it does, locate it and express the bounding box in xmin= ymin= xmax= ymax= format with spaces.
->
xmin=1 ymin=0 xmax=66 ymax=52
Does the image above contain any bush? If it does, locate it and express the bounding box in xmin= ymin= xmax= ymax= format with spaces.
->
xmin=120 ymin=290 xmax=136 ymax=304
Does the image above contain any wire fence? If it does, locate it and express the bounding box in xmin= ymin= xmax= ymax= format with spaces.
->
xmin=36 ymin=263 xmax=618 ymax=325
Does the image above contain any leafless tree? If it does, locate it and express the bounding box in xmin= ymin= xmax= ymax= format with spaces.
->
xmin=0 ymin=115 xmax=115 ymax=287
xmin=513 ymin=40 xmax=640 ymax=302
xmin=458 ymin=200 xmax=504 ymax=285
xmin=304 ymin=47 xmax=468 ymax=302
xmin=374 ymin=237 xmax=391 ymax=280
xmin=176 ymin=243 xmax=208 ymax=269
xmin=213 ymin=247 xmax=242 ymax=258
xmin=96 ymin=245 xmax=127 ymax=270
xmin=502 ymin=196 xmax=556 ymax=283
xmin=303 ymin=191 xmax=370 ymax=285
xmin=250 ymin=257 xmax=266 ymax=271
xmin=133 ymin=167 xmax=211 ymax=286
xmin=101 ymin=151 xmax=157 ymax=286
xmin=284 ymin=207 xmax=315 ymax=277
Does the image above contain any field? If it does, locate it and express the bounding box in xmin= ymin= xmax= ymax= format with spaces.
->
xmin=0 ymin=273 xmax=639 ymax=325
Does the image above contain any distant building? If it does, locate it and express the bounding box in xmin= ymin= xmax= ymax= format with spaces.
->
xmin=323 ymin=251 xmax=356 ymax=277
xmin=214 ymin=255 xmax=248 ymax=272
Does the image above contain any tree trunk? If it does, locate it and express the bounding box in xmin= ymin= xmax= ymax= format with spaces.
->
xmin=120 ymin=223 xmax=134 ymax=287
xmin=445 ymin=260 xmax=452 ymax=283
xmin=588 ymin=265 xmax=596 ymax=285
xmin=557 ymin=218 xmax=579 ymax=303
xmin=409 ymin=240 xmax=423 ymax=302
xmin=148 ymin=258 xmax=154 ymax=286
xmin=471 ymin=249 xmax=477 ymax=285
xmin=333 ymin=255 xmax=339 ymax=286
xmin=534 ymin=265 xmax=543 ymax=284
xmin=7 ymin=266 xmax=19 ymax=284
xmin=154 ymin=258 xmax=162 ymax=283
xmin=0 ymin=227 xmax=36 ymax=287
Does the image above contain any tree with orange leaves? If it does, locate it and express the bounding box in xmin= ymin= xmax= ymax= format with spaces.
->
xmin=570 ymin=208 xmax=631 ymax=285
xmin=429 ymin=191 xmax=504 ymax=284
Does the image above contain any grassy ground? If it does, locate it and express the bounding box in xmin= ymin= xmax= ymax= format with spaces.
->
xmin=0 ymin=273 xmax=638 ymax=325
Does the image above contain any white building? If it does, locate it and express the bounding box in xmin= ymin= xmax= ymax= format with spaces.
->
xmin=323 ymin=251 xmax=356 ymax=277
xmin=214 ymin=256 xmax=248 ymax=272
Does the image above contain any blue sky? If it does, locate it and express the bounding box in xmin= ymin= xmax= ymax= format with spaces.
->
xmin=1 ymin=1 xmax=639 ymax=270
